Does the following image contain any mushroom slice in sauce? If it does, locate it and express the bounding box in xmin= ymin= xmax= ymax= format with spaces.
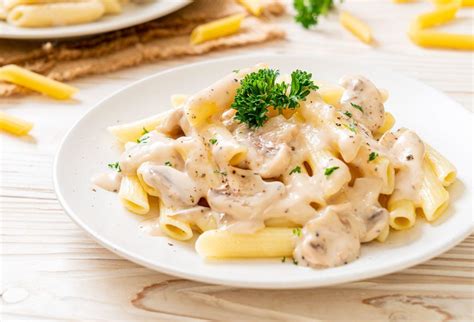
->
xmin=207 ymin=167 xmax=286 ymax=232
xmin=340 ymin=75 xmax=385 ymax=132
xmin=137 ymin=162 xmax=204 ymax=208
xmin=294 ymin=205 xmax=361 ymax=268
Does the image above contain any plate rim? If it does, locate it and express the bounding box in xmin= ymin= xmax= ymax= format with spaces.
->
xmin=53 ymin=53 xmax=474 ymax=289
xmin=0 ymin=0 xmax=191 ymax=40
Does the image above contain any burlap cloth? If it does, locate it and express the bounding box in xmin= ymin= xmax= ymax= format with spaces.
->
xmin=0 ymin=0 xmax=286 ymax=97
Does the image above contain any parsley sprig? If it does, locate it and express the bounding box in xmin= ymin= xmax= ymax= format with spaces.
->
xmin=294 ymin=0 xmax=339 ymax=29
xmin=289 ymin=166 xmax=302 ymax=175
xmin=324 ymin=166 xmax=339 ymax=177
xmin=108 ymin=162 xmax=121 ymax=172
xmin=231 ymin=68 xmax=318 ymax=128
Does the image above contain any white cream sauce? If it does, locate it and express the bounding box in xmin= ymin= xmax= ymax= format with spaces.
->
xmin=91 ymin=172 xmax=121 ymax=192
xmin=96 ymin=70 xmax=428 ymax=268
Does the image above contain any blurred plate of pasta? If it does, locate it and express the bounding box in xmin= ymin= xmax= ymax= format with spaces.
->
xmin=0 ymin=0 xmax=191 ymax=39
xmin=53 ymin=54 xmax=473 ymax=289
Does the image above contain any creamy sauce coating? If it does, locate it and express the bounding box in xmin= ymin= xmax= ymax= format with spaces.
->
xmin=96 ymin=69 xmax=431 ymax=268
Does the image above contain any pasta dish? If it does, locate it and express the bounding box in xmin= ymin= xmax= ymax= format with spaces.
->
xmin=93 ymin=64 xmax=457 ymax=268
xmin=0 ymin=0 xmax=132 ymax=27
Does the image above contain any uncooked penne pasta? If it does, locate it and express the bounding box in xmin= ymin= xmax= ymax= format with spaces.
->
xmin=191 ymin=14 xmax=245 ymax=45
xmin=339 ymin=11 xmax=373 ymax=44
xmin=0 ymin=111 xmax=34 ymax=136
xmin=0 ymin=65 xmax=78 ymax=99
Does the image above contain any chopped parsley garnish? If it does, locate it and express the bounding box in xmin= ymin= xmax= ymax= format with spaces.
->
xmin=343 ymin=111 xmax=352 ymax=118
xmin=292 ymin=258 xmax=299 ymax=265
xmin=136 ymin=136 xmax=149 ymax=144
xmin=368 ymin=152 xmax=379 ymax=162
xmin=209 ymin=138 xmax=218 ymax=145
xmin=142 ymin=127 xmax=149 ymax=135
xmin=344 ymin=122 xmax=357 ymax=133
xmin=324 ymin=166 xmax=339 ymax=177
xmin=294 ymin=0 xmax=337 ymax=29
xmin=292 ymin=227 xmax=302 ymax=237
xmin=350 ymin=102 xmax=364 ymax=113
xmin=231 ymin=68 xmax=318 ymax=128
xmin=289 ymin=166 xmax=302 ymax=175
xmin=108 ymin=162 xmax=121 ymax=172
xmin=281 ymin=256 xmax=286 ymax=263
xmin=164 ymin=161 xmax=173 ymax=167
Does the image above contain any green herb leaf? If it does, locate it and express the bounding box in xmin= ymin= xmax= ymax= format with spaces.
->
xmin=142 ymin=127 xmax=149 ymax=135
xmin=209 ymin=138 xmax=218 ymax=145
xmin=292 ymin=258 xmax=299 ymax=265
xmin=231 ymin=68 xmax=317 ymax=128
xmin=292 ymin=227 xmax=302 ymax=237
xmin=214 ymin=169 xmax=227 ymax=176
xmin=350 ymin=102 xmax=364 ymax=113
xmin=108 ymin=162 xmax=121 ymax=172
xmin=164 ymin=161 xmax=173 ymax=167
xmin=289 ymin=165 xmax=302 ymax=175
xmin=343 ymin=111 xmax=352 ymax=118
xmin=324 ymin=166 xmax=339 ymax=177
xmin=368 ymin=152 xmax=379 ymax=162
xmin=343 ymin=122 xmax=357 ymax=133
xmin=281 ymin=256 xmax=286 ymax=263
xmin=136 ymin=135 xmax=149 ymax=144
xmin=294 ymin=0 xmax=337 ymax=29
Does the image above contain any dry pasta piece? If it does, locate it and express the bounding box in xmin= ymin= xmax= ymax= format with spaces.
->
xmin=339 ymin=11 xmax=373 ymax=44
xmin=413 ymin=1 xmax=460 ymax=29
xmin=238 ymin=0 xmax=262 ymax=16
xmin=0 ymin=65 xmax=78 ymax=99
xmin=191 ymin=14 xmax=245 ymax=45
xmin=408 ymin=25 xmax=474 ymax=50
xmin=0 ymin=111 xmax=34 ymax=136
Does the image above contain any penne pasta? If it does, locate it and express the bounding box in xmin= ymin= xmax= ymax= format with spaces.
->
xmin=118 ymin=175 xmax=150 ymax=215
xmin=0 ymin=65 xmax=78 ymax=100
xmin=408 ymin=25 xmax=474 ymax=50
xmin=7 ymin=0 xmax=105 ymax=27
xmin=190 ymin=14 xmax=245 ymax=45
xmin=159 ymin=201 xmax=193 ymax=241
xmin=100 ymin=0 xmax=122 ymax=14
xmin=204 ymin=124 xmax=247 ymax=167
xmin=196 ymin=228 xmax=295 ymax=258
xmin=238 ymin=0 xmax=262 ymax=16
xmin=339 ymin=11 xmax=373 ymax=44
xmin=425 ymin=145 xmax=457 ymax=186
xmin=412 ymin=1 xmax=460 ymax=29
xmin=388 ymin=199 xmax=416 ymax=230
xmin=107 ymin=111 xmax=169 ymax=143
xmin=170 ymin=94 xmax=189 ymax=109
xmin=376 ymin=223 xmax=390 ymax=242
xmin=419 ymin=159 xmax=450 ymax=222
xmin=0 ymin=111 xmax=34 ymax=136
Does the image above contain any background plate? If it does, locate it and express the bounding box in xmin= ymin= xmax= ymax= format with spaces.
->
xmin=54 ymin=54 xmax=473 ymax=289
xmin=0 ymin=0 xmax=191 ymax=39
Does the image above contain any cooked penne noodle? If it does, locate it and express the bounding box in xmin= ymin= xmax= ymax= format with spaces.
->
xmin=264 ymin=218 xmax=299 ymax=228
xmin=339 ymin=11 xmax=373 ymax=44
xmin=375 ymin=112 xmax=395 ymax=136
xmin=425 ymin=145 xmax=457 ymax=186
xmin=376 ymin=223 xmax=390 ymax=242
xmin=170 ymin=94 xmax=189 ymax=108
xmin=137 ymin=166 xmax=161 ymax=197
xmin=0 ymin=111 xmax=34 ymax=136
xmin=159 ymin=202 xmax=194 ymax=241
xmin=204 ymin=124 xmax=247 ymax=167
xmin=7 ymin=0 xmax=105 ymax=27
xmin=0 ymin=65 xmax=78 ymax=100
xmin=107 ymin=111 xmax=169 ymax=143
xmin=196 ymin=228 xmax=295 ymax=258
xmin=388 ymin=199 xmax=416 ymax=230
xmin=352 ymin=149 xmax=395 ymax=195
xmin=118 ymin=175 xmax=150 ymax=215
xmin=419 ymin=159 xmax=450 ymax=222
xmin=190 ymin=14 xmax=245 ymax=45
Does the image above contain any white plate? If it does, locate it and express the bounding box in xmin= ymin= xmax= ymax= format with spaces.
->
xmin=0 ymin=0 xmax=191 ymax=40
xmin=53 ymin=54 xmax=473 ymax=289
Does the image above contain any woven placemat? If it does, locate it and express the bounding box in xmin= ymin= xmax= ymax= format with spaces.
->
xmin=0 ymin=0 xmax=286 ymax=97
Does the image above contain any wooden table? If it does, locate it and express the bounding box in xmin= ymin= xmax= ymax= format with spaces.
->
xmin=1 ymin=1 xmax=473 ymax=320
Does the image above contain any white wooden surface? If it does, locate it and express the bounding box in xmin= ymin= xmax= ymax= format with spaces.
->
xmin=1 ymin=1 xmax=473 ymax=320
